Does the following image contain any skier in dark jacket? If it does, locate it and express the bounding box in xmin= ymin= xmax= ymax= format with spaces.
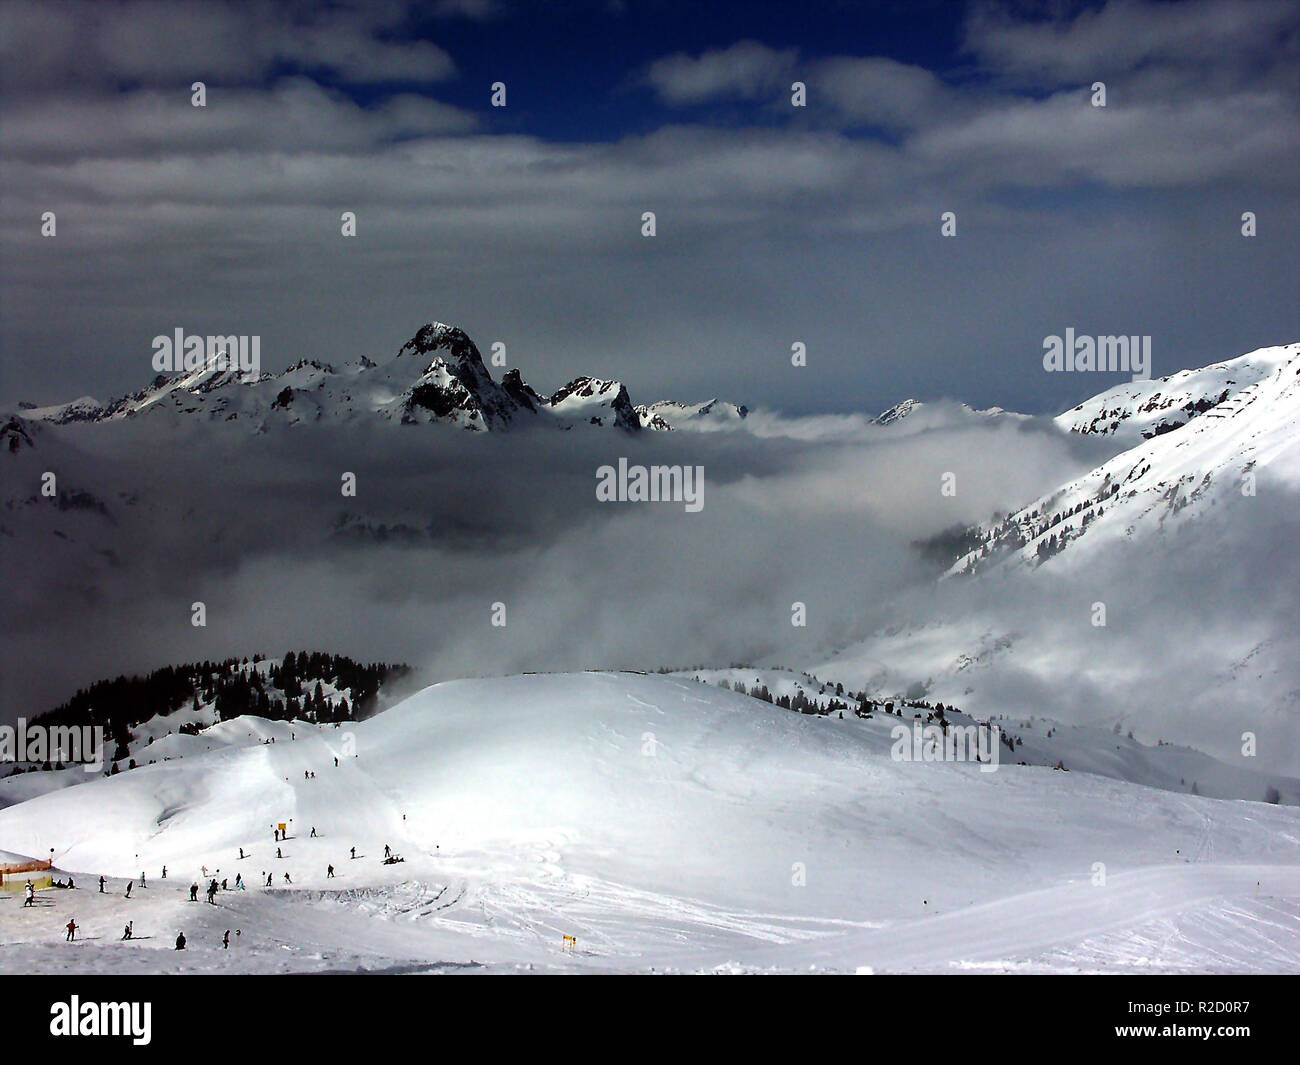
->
xmin=189 ymin=883 xmax=199 ymax=901
xmin=327 ymin=864 xmax=335 ymax=878
xmin=175 ymin=932 xmax=186 ymax=950
xmin=65 ymin=919 xmax=77 ymax=942
xmin=98 ymin=875 xmax=105 ymax=893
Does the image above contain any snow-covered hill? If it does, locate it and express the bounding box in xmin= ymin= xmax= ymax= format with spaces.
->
xmin=3 ymin=671 xmax=1299 ymax=974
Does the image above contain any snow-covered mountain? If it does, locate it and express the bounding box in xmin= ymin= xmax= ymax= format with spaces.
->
xmin=814 ymin=342 xmax=1300 ymax=774
xmin=13 ymin=322 xmax=719 ymax=435
xmin=635 ymin=398 xmax=750 ymax=431
xmin=955 ymin=342 xmax=1300 ymax=576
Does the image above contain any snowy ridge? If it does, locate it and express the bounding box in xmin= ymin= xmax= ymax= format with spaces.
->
xmin=952 ymin=344 xmax=1300 ymax=576
xmin=1055 ymin=343 xmax=1297 ymax=444
xmin=636 ymin=398 xmax=750 ymax=431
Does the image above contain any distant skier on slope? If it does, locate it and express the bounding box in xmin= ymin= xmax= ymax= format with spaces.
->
xmin=65 ymin=918 xmax=77 ymax=942
xmin=175 ymin=932 xmax=186 ymax=950
xmin=23 ymin=882 xmax=34 ymax=907
xmin=223 ymin=930 xmax=230 ymax=950
xmin=99 ymin=876 xmax=105 ymax=893
xmin=124 ymin=881 xmax=132 ymax=898
xmin=327 ymin=864 xmax=335 ymax=878
xmin=122 ymin=922 xmax=133 ymax=941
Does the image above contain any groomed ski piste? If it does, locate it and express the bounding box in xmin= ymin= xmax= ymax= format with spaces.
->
xmin=2 ymin=671 xmax=1299 ymax=974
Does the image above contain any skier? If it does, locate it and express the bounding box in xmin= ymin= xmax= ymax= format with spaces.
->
xmin=350 ymin=846 xmax=356 ymax=860
xmin=65 ymin=918 xmax=77 ymax=942
xmin=124 ymin=881 xmax=132 ymax=899
xmin=310 ymin=827 xmax=317 ymax=838
xmin=175 ymin=932 xmax=186 ymax=950
xmin=140 ymin=871 xmax=146 ymax=886
xmin=161 ymin=865 xmax=167 ymax=879
xmin=99 ymin=875 xmax=105 ymax=893
xmin=206 ymin=882 xmax=217 ymax=905
xmin=327 ymin=864 xmax=335 ymax=878
xmin=239 ymin=847 xmax=245 ymax=860
xmin=283 ymin=872 xmax=292 ymax=884
xmin=276 ymin=847 xmax=282 ymax=859
xmin=384 ymin=844 xmax=391 ymax=858
xmin=222 ymin=878 xmax=228 ymax=890
xmin=122 ymin=922 xmax=133 ymax=941
xmin=265 ymin=873 xmax=272 ymax=887
xmin=334 ymin=757 xmax=338 ymax=767
xmin=23 ymin=882 xmax=34 ymax=907
xmin=189 ymin=883 xmax=199 ymax=902
xmin=235 ymin=873 xmax=244 ymax=890
xmin=222 ymin=930 xmax=230 ymax=950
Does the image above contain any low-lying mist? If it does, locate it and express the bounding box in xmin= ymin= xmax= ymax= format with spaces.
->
xmin=3 ymin=408 xmax=1116 ymax=719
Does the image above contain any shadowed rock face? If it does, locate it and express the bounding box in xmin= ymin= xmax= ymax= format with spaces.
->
xmin=2 ymin=415 xmax=35 ymax=452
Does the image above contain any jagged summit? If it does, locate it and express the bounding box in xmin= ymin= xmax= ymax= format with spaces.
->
xmin=395 ymin=321 xmax=480 ymax=363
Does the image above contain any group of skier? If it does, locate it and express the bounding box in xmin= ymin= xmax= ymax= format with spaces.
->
xmin=36 ymin=774 xmax=422 ymax=957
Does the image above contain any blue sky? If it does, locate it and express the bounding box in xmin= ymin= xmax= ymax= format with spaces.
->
xmin=394 ymin=0 xmax=965 ymax=141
